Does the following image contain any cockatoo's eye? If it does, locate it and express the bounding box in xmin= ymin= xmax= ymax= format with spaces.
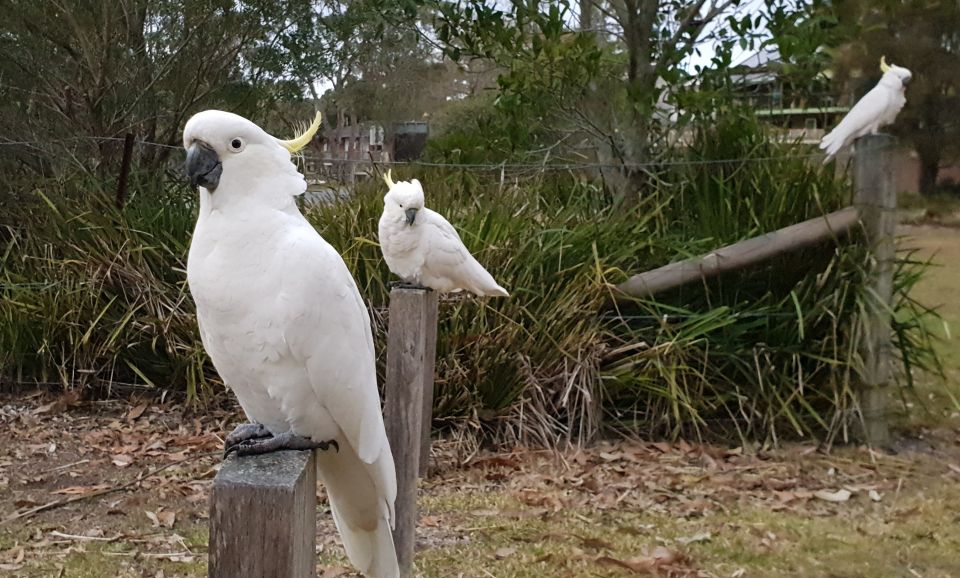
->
xmin=228 ymin=138 xmax=245 ymax=153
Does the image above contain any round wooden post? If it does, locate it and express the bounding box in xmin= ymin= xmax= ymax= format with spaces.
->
xmin=854 ymin=133 xmax=897 ymax=447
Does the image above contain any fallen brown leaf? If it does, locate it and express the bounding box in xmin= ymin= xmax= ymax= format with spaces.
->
xmin=51 ymin=484 xmax=110 ymax=496
xmin=320 ymin=567 xmax=352 ymax=578
xmin=157 ymin=510 xmax=176 ymax=528
xmin=814 ymin=489 xmax=852 ymax=503
xmin=420 ymin=515 xmax=442 ymax=527
xmin=111 ymin=454 xmax=135 ymax=468
xmin=578 ymin=536 xmax=614 ymax=550
xmin=145 ymin=510 xmax=160 ymax=527
xmin=126 ymin=403 xmax=148 ymax=421
xmin=4 ymin=546 xmax=25 ymax=565
xmin=676 ymin=532 xmax=711 ymax=545
xmin=494 ymin=547 xmax=516 ymax=560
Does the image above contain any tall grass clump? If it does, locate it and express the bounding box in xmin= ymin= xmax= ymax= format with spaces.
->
xmin=0 ymin=177 xmax=211 ymax=398
xmin=0 ymin=112 xmax=944 ymax=445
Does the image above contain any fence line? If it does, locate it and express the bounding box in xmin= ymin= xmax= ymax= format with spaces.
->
xmin=0 ymin=133 xmax=887 ymax=171
xmin=0 ymin=136 xmax=182 ymax=150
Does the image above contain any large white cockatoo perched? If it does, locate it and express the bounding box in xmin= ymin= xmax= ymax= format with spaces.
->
xmin=820 ymin=56 xmax=912 ymax=163
xmin=378 ymin=171 xmax=509 ymax=297
xmin=183 ymin=110 xmax=399 ymax=578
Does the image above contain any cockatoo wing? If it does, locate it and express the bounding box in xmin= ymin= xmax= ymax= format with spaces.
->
xmin=278 ymin=228 xmax=386 ymax=463
xmin=422 ymin=209 xmax=508 ymax=297
xmin=820 ymin=85 xmax=895 ymax=162
xmin=276 ymin=225 xmax=398 ymax=578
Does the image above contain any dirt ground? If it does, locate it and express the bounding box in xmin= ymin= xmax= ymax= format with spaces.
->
xmin=2 ymin=223 xmax=960 ymax=578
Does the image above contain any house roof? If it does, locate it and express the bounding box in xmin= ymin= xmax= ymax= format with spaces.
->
xmin=733 ymin=45 xmax=781 ymax=70
xmin=731 ymin=46 xmax=782 ymax=86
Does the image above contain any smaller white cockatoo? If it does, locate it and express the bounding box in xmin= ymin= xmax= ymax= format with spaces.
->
xmin=378 ymin=171 xmax=508 ymax=296
xmin=820 ymin=56 xmax=912 ymax=163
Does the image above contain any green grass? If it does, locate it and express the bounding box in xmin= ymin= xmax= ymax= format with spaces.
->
xmin=409 ymin=475 xmax=960 ymax=577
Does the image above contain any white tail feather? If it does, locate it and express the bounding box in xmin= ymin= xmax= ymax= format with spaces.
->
xmin=317 ymin=446 xmax=399 ymax=578
xmin=464 ymin=257 xmax=509 ymax=297
xmin=819 ymin=128 xmax=846 ymax=164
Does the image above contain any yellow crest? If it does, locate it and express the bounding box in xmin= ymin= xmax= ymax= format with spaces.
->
xmin=382 ymin=169 xmax=395 ymax=189
xmin=277 ymin=111 xmax=322 ymax=153
xmin=880 ymin=56 xmax=891 ymax=73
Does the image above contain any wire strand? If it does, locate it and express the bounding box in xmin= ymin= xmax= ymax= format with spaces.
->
xmin=0 ymin=134 xmax=853 ymax=170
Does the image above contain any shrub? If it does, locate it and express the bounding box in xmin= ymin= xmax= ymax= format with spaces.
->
xmin=0 ymin=115 xmax=943 ymax=445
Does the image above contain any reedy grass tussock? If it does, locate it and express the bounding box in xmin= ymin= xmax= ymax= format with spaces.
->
xmin=0 ymin=114 xmax=944 ymax=446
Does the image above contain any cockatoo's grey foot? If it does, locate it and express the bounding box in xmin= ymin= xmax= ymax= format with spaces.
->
xmin=229 ymin=431 xmax=339 ymax=456
xmin=388 ymin=280 xmax=432 ymax=291
xmin=223 ymin=423 xmax=272 ymax=456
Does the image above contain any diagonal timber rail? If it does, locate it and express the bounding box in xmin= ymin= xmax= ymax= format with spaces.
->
xmin=616 ymin=206 xmax=861 ymax=299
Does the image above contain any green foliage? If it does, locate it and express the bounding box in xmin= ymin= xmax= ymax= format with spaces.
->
xmin=424 ymin=94 xmax=547 ymax=164
xmin=0 ymin=181 xmax=209 ymax=398
xmin=0 ymin=0 xmax=323 ymax=178
xmin=824 ymin=0 xmax=960 ymax=195
xmin=429 ymin=0 xmax=805 ymax=181
xmin=0 ymin=116 xmax=943 ymax=444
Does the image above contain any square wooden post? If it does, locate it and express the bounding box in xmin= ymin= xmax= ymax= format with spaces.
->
xmin=384 ymin=286 xmax=438 ymax=577
xmin=854 ymin=133 xmax=897 ymax=447
xmin=209 ymin=450 xmax=317 ymax=578
xmin=419 ymin=294 xmax=439 ymax=477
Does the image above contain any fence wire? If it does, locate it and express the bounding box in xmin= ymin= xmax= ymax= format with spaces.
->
xmin=0 ymin=133 xmax=849 ymax=172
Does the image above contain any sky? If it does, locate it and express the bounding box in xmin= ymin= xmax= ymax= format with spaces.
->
xmin=684 ymin=0 xmax=772 ymax=72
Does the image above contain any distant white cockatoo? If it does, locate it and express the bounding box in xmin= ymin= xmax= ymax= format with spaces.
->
xmin=820 ymin=56 xmax=912 ymax=163
xmin=183 ymin=110 xmax=399 ymax=578
xmin=377 ymin=172 xmax=509 ymax=297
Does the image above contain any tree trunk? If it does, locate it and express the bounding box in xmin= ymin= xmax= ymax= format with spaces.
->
xmin=579 ymin=0 xmax=593 ymax=31
xmin=918 ymin=151 xmax=940 ymax=196
xmin=602 ymin=0 xmax=660 ymax=204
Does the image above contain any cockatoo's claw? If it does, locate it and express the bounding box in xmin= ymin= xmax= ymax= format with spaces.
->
xmin=229 ymin=431 xmax=339 ymax=456
xmin=223 ymin=423 xmax=272 ymax=456
xmin=388 ymin=280 xmax=432 ymax=291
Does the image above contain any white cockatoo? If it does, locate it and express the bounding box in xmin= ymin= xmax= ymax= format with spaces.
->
xmin=183 ymin=110 xmax=399 ymax=578
xmin=378 ymin=171 xmax=508 ymax=297
xmin=820 ymin=56 xmax=912 ymax=163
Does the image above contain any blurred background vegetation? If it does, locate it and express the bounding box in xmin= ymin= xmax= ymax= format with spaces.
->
xmin=1 ymin=0 xmax=957 ymax=446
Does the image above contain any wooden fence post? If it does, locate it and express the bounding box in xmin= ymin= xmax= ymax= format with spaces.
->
xmin=419 ymin=295 xmax=439 ymax=477
xmin=209 ymin=451 xmax=317 ymax=578
xmin=854 ymin=133 xmax=897 ymax=447
xmin=384 ymin=286 xmax=438 ymax=577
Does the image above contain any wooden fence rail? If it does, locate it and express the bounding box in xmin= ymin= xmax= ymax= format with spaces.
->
xmin=616 ymin=206 xmax=861 ymax=299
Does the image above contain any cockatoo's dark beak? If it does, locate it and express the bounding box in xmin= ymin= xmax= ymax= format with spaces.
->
xmin=902 ymin=75 xmax=912 ymax=87
xmin=185 ymin=141 xmax=222 ymax=191
xmin=405 ymin=208 xmax=418 ymax=226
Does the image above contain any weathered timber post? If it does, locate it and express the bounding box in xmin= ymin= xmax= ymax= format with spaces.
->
xmin=384 ymin=286 xmax=438 ymax=577
xmin=209 ymin=451 xmax=317 ymax=578
xmin=854 ymin=133 xmax=897 ymax=447
xmin=419 ymin=297 xmax=438 ymax=477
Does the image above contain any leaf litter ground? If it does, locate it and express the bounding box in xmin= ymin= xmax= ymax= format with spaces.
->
xmin=1 ymin=393 xmax=959 ymax=578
